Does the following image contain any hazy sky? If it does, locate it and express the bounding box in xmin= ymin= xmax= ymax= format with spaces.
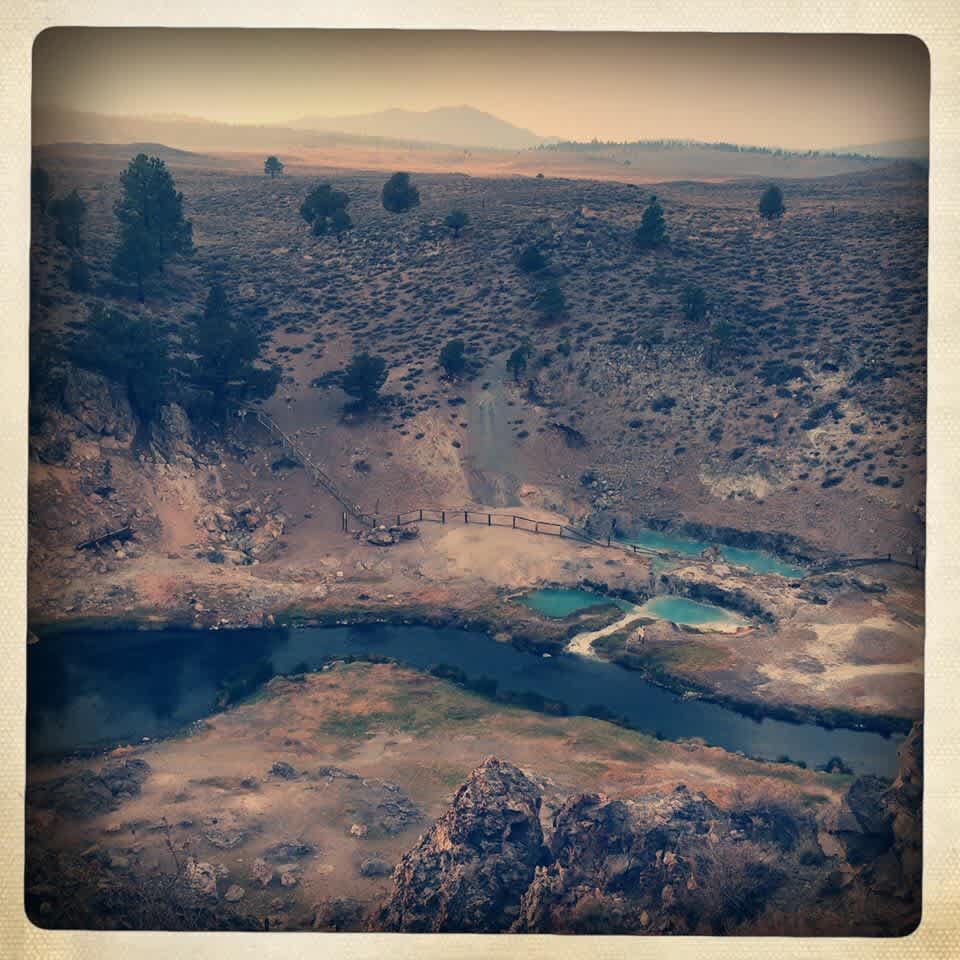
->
xmin=33 ymin=30 xmax=929 ymax=150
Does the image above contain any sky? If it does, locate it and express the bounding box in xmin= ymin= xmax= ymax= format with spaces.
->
xmin=33 ymin=30 xmax=930 ymax=151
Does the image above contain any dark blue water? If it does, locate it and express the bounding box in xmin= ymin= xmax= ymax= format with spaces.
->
xmin=27 ymin=624 xmax=901 ymax=776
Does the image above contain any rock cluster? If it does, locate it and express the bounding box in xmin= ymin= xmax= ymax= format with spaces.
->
xmin=375 ymin=728 xmax=923 ymax=935
xmin=26 ymin=758 xmax=151 ymax=819
xmin=199 ymin=499 xmax=287 ymax=564
xmin=361 ymin=525 xmax=420 ymax=547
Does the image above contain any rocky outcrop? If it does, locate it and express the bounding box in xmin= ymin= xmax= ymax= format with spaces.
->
xmin=374 ymin=757 xmax=548 ymax=932
xmin=150 ymin=402 xmax=195 ymax=463
xmin=513 ymin=785 xmax=786 ymax=934
xmin=375 ymin=741 xmax=923 ymax=936
xmin=823 ymin=721 xmax=922 ymax=926
xmin=199 ymin=500 xmax=287 ymax=564
xmin=60 ymin=367 xmax=137 ymax=443
xmin=27 ymin=758 xmax=151 ymax=819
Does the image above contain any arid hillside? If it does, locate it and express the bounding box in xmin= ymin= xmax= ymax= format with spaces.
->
xmin=31 ymin=145 xmax=926 ymax=560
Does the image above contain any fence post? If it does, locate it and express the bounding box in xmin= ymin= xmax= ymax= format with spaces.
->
xmin=441 ymin=511 xmax=445 ymax=524
xmin=559 ymin=527 xmax=563 ymax=537
xmin=607 ymin=535 xmax=611 ymax=546
xmin=488 ymin=514 xmax=492 ymax=526
xmin=464 ymin=511 xmax=468 ymax=524
xmin=512 ymin=516 xmax=517 ymax=529
xmin=397 ymin=514 xmax=401 ymax=526
xmin=419 ymin=509 xmax=423 ymax=522
xmin=534 ymin=522 xmax=539 ymax=534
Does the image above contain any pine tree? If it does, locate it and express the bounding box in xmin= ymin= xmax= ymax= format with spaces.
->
xmin=187 ymin=283 xmax=280 ymax=418
xmin=31 ymin=167 xmax=52 ymax=212
xmin=112 ymin=154 xmax=194 ymax=302
xmin=264 ymin=156 xmax=284 ymax=178
xmin=71 ymin=303 xmax=170 ymax=422
xmin=49 ymin=189 xmax=86 ymax=248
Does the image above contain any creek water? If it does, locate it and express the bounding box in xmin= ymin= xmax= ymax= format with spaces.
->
xmin=638 ymin=595 xmax=746 ymax=627
xmin=28 ymin=624 xmax=902 ymax=777
xmin=620 ymin=529 xmax=807 ymax=579
xmin=521 ymin=588 xmax=743 ymax=627
xmin=521 ymin=588 xmax=628 ymax=618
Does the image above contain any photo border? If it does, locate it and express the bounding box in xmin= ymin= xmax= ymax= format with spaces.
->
xmin=2 ymin=4 xmax=956 ymax=958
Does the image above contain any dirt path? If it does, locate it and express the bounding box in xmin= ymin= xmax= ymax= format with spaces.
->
xmin=466 ymin=356 xmax=522 ymax=506
xmin=567 ymin=607 xmax=644 ymax=657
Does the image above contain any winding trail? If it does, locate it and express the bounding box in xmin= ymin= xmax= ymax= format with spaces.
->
xmin=566 ymin=606 xmax=645 ymax=658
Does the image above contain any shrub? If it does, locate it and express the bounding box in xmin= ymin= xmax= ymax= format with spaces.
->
xmin=444 ymin=209 xmax=469 ymax=236
xmin=535 ymin=282 xmax=566 ymax=323
xmin=517 ymin=244 xmax=548 ymax=273
xmin=681 ymin=285 xmax=708 ymax=324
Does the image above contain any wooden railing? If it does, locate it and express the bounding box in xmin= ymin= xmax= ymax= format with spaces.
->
xmin=241 ymin=409 xmax=922 ymax=574
xmin=245 ymin=409 xmax=367 ymax=521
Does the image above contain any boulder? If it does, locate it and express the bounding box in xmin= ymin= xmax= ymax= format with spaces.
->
xmin=359 ymin=857 xmax=393 ymax=878
xmin=251 ymin=858 xmax=274 ymax=887
xmin=185 ymin=858 xmax=219 ymax=899
xmin=263 ymin=839 xmax=315 ymax=863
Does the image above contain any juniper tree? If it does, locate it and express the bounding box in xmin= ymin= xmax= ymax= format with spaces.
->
xmin=681 ymin=285 xmax=708 ymax=324
xmin=341 ymin=353 xmax=388 ymax=408
xmin=381 ymin=172 xmax=420 ymax=213
xmin=439 ymin=338 xmax=466 ymax=376
xmin=300 ymin=184 xmax=352 ymax=238
xmin=445 ymin=209 xmax=469 ymax=237
xmin=264 ymin=156 xmax=284 ymax=178
xmin=49 ymin=189 xmax=86 ymax=248
xmin=635 ymin=194 xmax=667 ymax=249
xmin=111 ymin=154 xmax=193 ymax=302
xmin=759 ymin=184 xmax=786 ymax=220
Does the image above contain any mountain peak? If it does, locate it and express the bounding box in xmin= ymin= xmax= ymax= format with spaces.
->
xmin=291 ymin=105 xmax=550 ymax=150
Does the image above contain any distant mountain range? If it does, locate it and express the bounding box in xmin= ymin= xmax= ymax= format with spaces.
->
xmin=32 ymin=103 xmax=927 ymax=169
xmin=290 ymin=105 xmax=553 ymax=150
xmin=33 ymin=105 xmax=554 ymax=153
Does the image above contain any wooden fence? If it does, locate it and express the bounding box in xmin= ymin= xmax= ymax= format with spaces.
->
xmin=240 ymin=409 xmax=922 ymax=575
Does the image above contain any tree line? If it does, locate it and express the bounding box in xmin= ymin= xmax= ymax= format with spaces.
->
xmin=31 ymin=151 xmax=789 ymax=426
